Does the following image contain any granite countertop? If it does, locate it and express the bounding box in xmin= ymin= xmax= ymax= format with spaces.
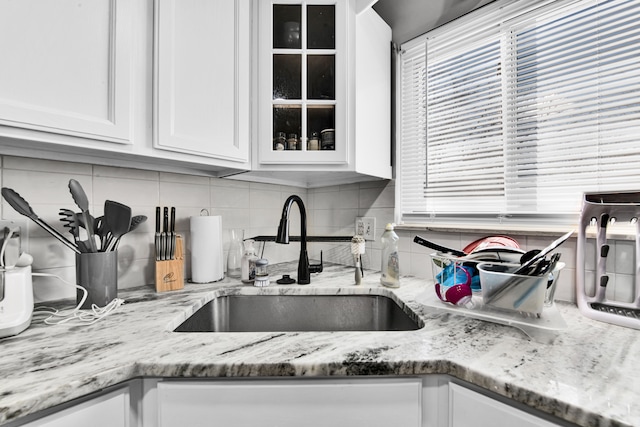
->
xmin=1 ymin=262 xmax=639 ymax=426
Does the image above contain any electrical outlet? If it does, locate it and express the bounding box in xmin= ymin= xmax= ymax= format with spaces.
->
xmin=355 ymin=217 xmax=376 ymax=241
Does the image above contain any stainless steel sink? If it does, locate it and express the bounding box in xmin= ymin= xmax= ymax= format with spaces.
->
xmin=174 ymin=294 xmax=422 ymax=332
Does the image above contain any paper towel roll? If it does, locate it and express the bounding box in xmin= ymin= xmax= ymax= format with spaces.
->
xmin=190 ymin=215 xmax=224 ymax=283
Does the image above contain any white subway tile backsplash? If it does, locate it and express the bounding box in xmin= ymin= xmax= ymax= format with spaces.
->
xmin=160 ymin=181 xmax=210 ymax=208
xmin=3 ymin=156 xmax=638 ymax=307
xmin=358 ymin=185 xmax=394 ymax=209
xmin=93 ymin=176 xmax=159 ymax=207
xmin=211 ymin=184 xmax=250 ymax=209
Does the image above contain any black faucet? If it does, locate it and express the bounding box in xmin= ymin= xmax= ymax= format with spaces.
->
xmin=276 ymin=195 xmax=314 ymax=284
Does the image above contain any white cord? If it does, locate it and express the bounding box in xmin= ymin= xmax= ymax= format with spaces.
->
xmin=32 ymin=272 xmax=125 ymax=326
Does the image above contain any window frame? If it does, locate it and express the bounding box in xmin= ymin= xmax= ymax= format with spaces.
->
xmin=396 ymin=0 xmax=640 ymax=229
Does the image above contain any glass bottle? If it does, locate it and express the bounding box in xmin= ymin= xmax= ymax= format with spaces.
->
xmin=380 ymin=223 xmax=400 ymax=288
xmin=226 ymin=229 xmax=243 ymax=279
xmin=241 ymin=239 xmax=258 ymax=283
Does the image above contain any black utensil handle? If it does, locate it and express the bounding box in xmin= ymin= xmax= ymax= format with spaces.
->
xmin=170 ymin=207 xmax=176 ymax=233
xmin=413 ymin=235 xmax=467 ymax=257
xmin=155 ymin=207 xmax=161 ymax=234
xmin=163 ymin=207 xmax=169 ymax=233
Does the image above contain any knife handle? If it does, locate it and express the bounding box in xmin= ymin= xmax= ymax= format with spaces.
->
xmin=155 ymin=233 xmax=161 ymax=261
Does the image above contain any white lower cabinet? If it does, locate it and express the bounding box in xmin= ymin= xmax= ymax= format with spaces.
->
xmin=155 ymin=378 xmax=422 ymax=427
xmin=16 ymin=387 xmax=130 ymax=427
xmin=447 ymin=382 xmax=567 ymax=427
xmin=8 ymin=376 xmax=573 ymax=427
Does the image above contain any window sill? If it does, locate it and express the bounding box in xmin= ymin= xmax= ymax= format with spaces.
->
xmin=396 ymin=222 xmax=638 ymax=240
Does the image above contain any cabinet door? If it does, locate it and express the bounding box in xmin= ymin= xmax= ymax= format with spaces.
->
xmin=0 ymin=0 xmax=132 ymax=144
xmin=449 ymin=383 xmax=562 ymax=427
xmin=258 ymin=0 xmax=348 ymax=165
xmin=19 ymin=387 xmax=130 ymax=427
xmin=157 ymin=379 xmax=422 ymax=427
xmin=154 ymin=0 xmax=250 ymax=163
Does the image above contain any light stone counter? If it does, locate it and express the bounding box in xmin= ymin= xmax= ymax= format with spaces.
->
xmin=1 ymin=262 xmax=639 ymax=426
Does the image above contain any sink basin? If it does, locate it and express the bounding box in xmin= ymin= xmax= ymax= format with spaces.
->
xmin=174 ymin=293 xmax=422 ymax=332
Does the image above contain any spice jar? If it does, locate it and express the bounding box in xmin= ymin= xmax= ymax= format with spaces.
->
xmin=273 ymin=132 xmax=286 ymax=151
xmin=308 ymin=132 xmax=320 ymax=150
xmin=287 ymin=133 xmax=298 ymax=150
xmin=321 ymin=129 xmax=335 ymax=150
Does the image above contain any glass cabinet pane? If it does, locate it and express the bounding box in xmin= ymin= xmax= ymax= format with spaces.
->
xmin=307 ymin=5 xmax=334 ymax=49
xmin=307 ymin=106 xmax=335 ymax=150
xmin=273 ymin=54 xmax=301 ymax=100
xmin=273 ymin=5 xmax=301 ymax=49
xmin=269 ymin=3 xmax=337 ymax=156
xmin=273 ymin=105 xmax=302 ymax=150
xmin=307 ymin=55 xmax=335 ymax=100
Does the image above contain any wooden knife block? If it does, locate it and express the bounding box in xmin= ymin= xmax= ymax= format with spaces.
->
xmin=155 ymin=235 xmax=185 ymax=292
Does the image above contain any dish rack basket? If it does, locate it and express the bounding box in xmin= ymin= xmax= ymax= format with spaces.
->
xmin=576 ymin=191 xmax=640 ymax=329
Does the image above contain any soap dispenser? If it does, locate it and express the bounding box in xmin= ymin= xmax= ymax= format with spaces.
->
xmin=380 ymin=223 xmax=400 ymax=288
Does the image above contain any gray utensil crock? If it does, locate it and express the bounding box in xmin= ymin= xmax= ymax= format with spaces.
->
xmin=75 ymin=251 xmax=118 ymax=309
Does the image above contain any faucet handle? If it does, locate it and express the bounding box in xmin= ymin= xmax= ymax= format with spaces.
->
xmin=309 ymin=251 xmax=323 ymax=274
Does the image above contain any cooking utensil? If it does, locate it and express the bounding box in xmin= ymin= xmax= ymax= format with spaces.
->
xmin=68 ymin=179 xmax=97 ymax=252
xmin=513 ymin=230 xmax=573 ymax=275
xmin=103 ymin=200 xmax=132 ymax=252
xmin=111 ymin=214 xmax=147 ymax=250
xmin=169 ymin=207 xmax=176 ymax=260
xmin=93 ymin=216 xmax=108 ymax=251
xmin=129 ymin=215 xmax=147 ymax=232
xmin=162 ymin=207 xmax=169 ymax=260
xmin=413 ymin=235 xmax=467 ymax=257
xmin=1 ymin=187 xmax=80 ymax=254
xmin=155 ymin=207 xmax=161 ymax=261
xmin=58 ymin=208 xmax=89 ymax=253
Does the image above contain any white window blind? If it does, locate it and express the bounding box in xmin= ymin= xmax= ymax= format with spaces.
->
xmin=398 ymin=0 xmax=640 ymax=225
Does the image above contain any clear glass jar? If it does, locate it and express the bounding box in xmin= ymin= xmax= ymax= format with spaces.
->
xmin=226 ymin=229 xmax=243 ymax=279
xmin=241 ymin=239 xmax=258 ymax=283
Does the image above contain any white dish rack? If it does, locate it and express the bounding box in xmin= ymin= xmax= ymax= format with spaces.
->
xmin=576 ymin=191 xmax=640 ymax=329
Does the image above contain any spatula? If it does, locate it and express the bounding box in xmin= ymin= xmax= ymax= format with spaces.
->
xmin=68 ymin=179 xmax=97 ymax=252
xmin=103 ymin=200 xmax=132 ymax=252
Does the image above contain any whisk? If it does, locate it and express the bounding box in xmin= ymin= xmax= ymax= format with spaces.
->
xmin=351 ymin=235 xmax=365 ymax=285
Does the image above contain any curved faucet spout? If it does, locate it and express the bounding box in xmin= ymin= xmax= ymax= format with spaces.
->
xmin=276 ymin=195 xmax=310 ymax=284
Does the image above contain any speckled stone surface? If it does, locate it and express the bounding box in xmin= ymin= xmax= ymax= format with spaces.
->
xmin=1 ymin=262 xmax=639 ymax=426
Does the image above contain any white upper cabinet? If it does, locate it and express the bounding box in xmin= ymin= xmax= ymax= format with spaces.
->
xmin=154 ymin=0 xmax=250 ymax=163
xmin=0 ymin=0 xmax=133 ymax=144
xmin=252 ymin=0 xmax=392 ymax=183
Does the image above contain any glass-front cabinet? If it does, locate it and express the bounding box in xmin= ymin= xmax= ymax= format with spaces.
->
xmin=258 ymin=0 xmax=347 ymax=165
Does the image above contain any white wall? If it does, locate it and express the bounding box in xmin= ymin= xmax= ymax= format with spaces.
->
xmin=2 ymin=155 xmax=634 ymax=305
xmin=0 ymin=156 xmax=306 ymax=301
